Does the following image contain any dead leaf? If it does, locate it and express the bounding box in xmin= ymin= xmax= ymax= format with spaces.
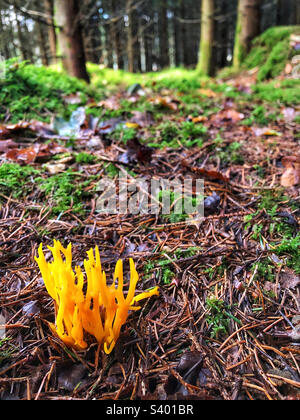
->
xmin=198 ymin=88 xmax=217 ymax=98
xmin=149 ymin=96 xmax=179 ymax=111
xmin=6 ymin=144 xmax=40 ymax=164
xmin=44 ymin=163 xmax=67 ymax=174
xmin=98 ymin=95 xmax=121 ymax=111
xmin=190 ymin=115 xmax=208 ymax=124
xmin=165 ymin=351 xmax=204 ymax=396
xmin=182 ymin=160 xmax=229 ymax=183
xmin=252 ymin=127 xmax=282 ymax=137
xmin=120 ymin=138 xmax=154 ymax=164
xmin=279 ymin=268 xmax=300 ymax=290
xmin=282 ymin=107 xmax=296 ymax=123
xmin=128 ymin=111 xmax=155 ymax=128
xmin=281 ymin=156 xmax=300 ymax=187
xmin=211 ymin=109 xmax=244 ymax=124
xmin=6 ymin=142 xmax=68 ymax=165
xmin=125 ymin=122 xmax=140 ymax=129
xmin=0 ymin=139 xmax=18 ymax=152
xmin=0 ymin=126 xmax=11 ymax=139
xmin=62 ymin=92 xmax=82 ymax=105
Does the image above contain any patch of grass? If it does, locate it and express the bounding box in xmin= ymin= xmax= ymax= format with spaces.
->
xmin=0 ymin=163 xmax=39 ymax=198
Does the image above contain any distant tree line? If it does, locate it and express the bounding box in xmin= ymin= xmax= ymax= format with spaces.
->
xmin=0 ymin=0 xmax=299 ymax=82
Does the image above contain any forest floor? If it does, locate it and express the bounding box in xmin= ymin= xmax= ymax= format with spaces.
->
xmin=0 ymin=61 xmax=299 ymax=400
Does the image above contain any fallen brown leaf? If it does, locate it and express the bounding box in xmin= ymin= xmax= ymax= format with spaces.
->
xmin=6 ymin=142 xmax=68 ymax=165
xmin=281 ymin=156 xmax=300 ymax=187
xmin=211 ymin=109 xmax=244 ymax=124
xmin=0 ymin=139 xmax=18 ymax=152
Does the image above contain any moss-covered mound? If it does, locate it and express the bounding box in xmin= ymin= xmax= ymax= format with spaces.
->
xmin=0 ymin=59 xmax=97 ymax=123
xmin=244 ymin=26 xmax=300 ymax=81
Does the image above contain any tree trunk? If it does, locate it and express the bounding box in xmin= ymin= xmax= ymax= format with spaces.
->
xmin=14 ymin=7 xmax=28 ymax=61
xmin=111 ymin=0 xmax=124 ymax=69
xmin=127 ymin=0 xmax=141 ymax=73
xmin=158 ymin=0 xmax=170 ymax=69
xmin=0 ymin=11 xmax=10 ymax=59
xmin=143 ymin=2 xmax=154 ymax=72
xmin=44 ymin=0 xmax=57 ymax=64
xmin=297 ymin=1 xmax=300 ymax=25
xmin=180 ymin=0 xmax=189 ymax=67
xmin=173 ymin=2 xmax=182 ymax=67
xmin=104 ymin=21 xmax=114 ymax=68
xmin=233 ymin=0 xmax=260 ymax=68
xmin=54 ymin=0 xmax=90 ymax=82
xmin=197 ymin=0 xmax=214 ymax=75
xmin=36 ymin=21 xmax=49 ymax=66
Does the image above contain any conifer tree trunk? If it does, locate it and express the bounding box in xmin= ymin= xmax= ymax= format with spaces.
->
xmin=143 ymin=2 xmax=154 ymax=72
xmin=127 ymin=0 xmax=141 ymax=72
xmin=0 ymin=11 xmax=10 ymax=59
xmin=233 ymin=0 xmax=260 ymax=68
xmin=14 ymin=6 xmax=27 ymax=61
xmin=54 ymin=0 xmax=90 ymax=82
xmin=172 ymin=2 xmax=182 ymax=67
xmin=36 ymin=21 xmax=49 ymax=65
xmin=197 ymin=0 xmax=214 ymax=75
xmin=44 ymin=0 xmax=57 ymax=64
xmin=111 ymin=0 xmax=124 ymax=69
xmin=158 ymin=0 xmax=170 ymax=69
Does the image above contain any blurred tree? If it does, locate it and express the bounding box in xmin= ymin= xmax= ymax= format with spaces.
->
xmin=44 ymin=0 xmax=56 ymax=64
xmin=233 ymin=0 xmax=260 ymax=68
xmin=127 ymin=0 xmax=141 ymax=72
xmin=158 ymin=0 xmax=169 ymax=68
xmin=54 ymin=0 xmax=90 ymax=82
xmin=197 ymin=0 xmax=214 ymax=75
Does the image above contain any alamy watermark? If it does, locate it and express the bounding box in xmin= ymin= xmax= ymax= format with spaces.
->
xmin=95 ymin=173 xmax=205 ymax=224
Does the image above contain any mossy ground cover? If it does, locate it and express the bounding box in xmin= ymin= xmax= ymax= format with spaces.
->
xmin=0 ymin=41 xmax=299 ymax=400
xmin=244 ymin=26 xmax=300 ymax=81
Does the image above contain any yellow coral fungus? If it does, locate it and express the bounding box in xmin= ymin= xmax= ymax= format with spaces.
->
xmin=35 ymin=240 xmax=159 ymax=354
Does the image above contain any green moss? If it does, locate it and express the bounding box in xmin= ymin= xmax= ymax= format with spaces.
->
xmin=273 ymin=235 xmax=300 ymax=274
xmin=75 ymin=152 xmax=96 ymax=164
xmin=37 ymin=170 xmax=91 ymax=215
xmin=258 ymin=39 xmax=290 ymax=82
xmin=0 ymin=163 xmax=39 ymax=198
xmin=252 ymin=79 xmax=300 ymax=105
xmin=0 ymin=59 xmax=94 ymax=123
xmin=206 ymin=298 xmax=230 ymax=339
xmin=243 ymin=26 xmax=300 ymax=81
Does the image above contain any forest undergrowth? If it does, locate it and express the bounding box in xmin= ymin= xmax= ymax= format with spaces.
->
xmin=0 ymin=58 xmax=299 ymax=400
